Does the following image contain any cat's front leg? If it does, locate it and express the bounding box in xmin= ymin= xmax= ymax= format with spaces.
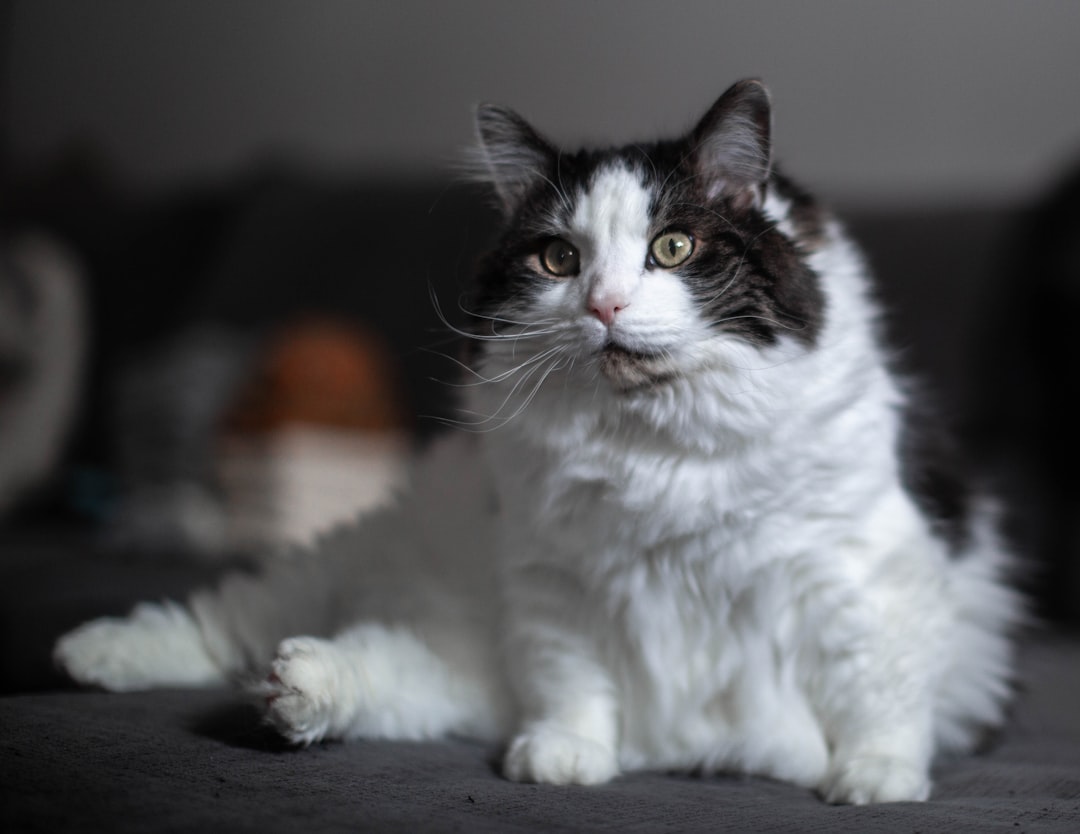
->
xmin=815 ymin=625 xmax=936 ymax=804
xmin=500 ymin=573 xmax=620 ymax=786
xmin=501 ymin=662 xmax=620 ymax=786
xmin=821 ymin=698 xmax=934 ymax=804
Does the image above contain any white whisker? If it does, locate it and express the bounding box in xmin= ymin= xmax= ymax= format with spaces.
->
xmin=434 ymin=347 xmax=570 ymax=433
xmin=706 ymin=313 xmax=808 ymax=333
xmin=429 ymin=283 xmax=561 ymax=342
xmin=442 ymin=344 xmax=565 ymax=387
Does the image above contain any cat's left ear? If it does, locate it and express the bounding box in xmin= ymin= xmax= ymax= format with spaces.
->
xmin=474 ymin=104 xmax=558 ymax=216
xmin=690 ymin=79 xmax=773 ymax=209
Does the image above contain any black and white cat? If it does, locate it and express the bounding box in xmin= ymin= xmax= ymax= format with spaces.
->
xmin=55 ymin=80 xmax=1021 ymax=805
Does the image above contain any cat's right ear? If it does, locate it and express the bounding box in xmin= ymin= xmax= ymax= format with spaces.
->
xmin=690 ymin=79 xmax=773 ymax=210
xmin=473 ymin=105 xmax=557 ymax=215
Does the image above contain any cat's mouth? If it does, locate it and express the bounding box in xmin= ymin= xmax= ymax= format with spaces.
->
xmin=598 ymin=342 xmax=675 ymax=391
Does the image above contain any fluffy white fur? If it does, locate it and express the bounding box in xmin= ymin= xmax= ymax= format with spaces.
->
xmin=55 ymin=100 xmax=1020 ymax=806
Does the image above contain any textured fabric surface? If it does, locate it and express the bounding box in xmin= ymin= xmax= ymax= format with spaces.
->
xmin=2 ymin=636 xmax=1078 ymax=833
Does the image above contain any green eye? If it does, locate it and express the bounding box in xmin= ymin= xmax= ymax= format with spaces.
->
xmin=650 ymin=230 xmax=694 ymax=268
xmin=540 ymin=238 xmax=580 ymax=277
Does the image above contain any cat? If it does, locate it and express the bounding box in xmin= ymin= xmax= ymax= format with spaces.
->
xmin=54 ymin=79 xmax=1022 ymax=805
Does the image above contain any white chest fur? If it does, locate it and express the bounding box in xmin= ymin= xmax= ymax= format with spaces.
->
xmin=482 ymin=404 xmax=900 ymax=778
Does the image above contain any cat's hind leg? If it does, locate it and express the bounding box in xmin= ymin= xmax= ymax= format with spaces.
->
xmin=260 ymin=622 xmax=507 ymax=746
xmin=53 ymin=556 xmax=339 ymax=692
xmin=53 ymin=601 xmax=225 ymax=691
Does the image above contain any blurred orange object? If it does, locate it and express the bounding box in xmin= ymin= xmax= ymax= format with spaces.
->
xmin=224 ymin=318 xmax=408 ymax=434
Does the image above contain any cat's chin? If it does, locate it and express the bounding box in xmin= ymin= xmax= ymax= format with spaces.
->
xmin=598 ymin=344 xmax=676 ymax=392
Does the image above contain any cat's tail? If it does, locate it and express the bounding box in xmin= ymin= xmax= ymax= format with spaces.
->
xmin=54 ymin=433 xmax=498 ymax=694
xmin=934 ymin=498 xmax=1027 ymax=753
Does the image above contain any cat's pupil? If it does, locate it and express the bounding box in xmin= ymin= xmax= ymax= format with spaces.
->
xmin=650 ymin=231 xmax=693 ymax=268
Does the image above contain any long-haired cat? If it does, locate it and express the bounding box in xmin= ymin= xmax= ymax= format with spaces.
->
xmin=54 ymin=80 xmax=1020 ymax=805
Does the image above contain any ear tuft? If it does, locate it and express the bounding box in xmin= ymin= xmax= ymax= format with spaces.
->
xmin=691 ymin=79 xmax=773 ymax=206
xmin=473 ymin=104 xmax=557 ymax=215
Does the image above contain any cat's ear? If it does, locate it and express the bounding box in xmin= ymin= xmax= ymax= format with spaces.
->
xmin=473 ymin=104 xmax=557 ymax=215
xmin=690 ymin=79 xmax=773 ymax=209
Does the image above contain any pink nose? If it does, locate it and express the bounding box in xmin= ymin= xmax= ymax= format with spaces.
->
xmin=589 ymin=295 xmax=627 ymax=327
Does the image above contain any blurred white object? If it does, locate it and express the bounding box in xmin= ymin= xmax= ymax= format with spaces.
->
xmin=218 ymin=427 xmax=408 ymax=552
xmin=0 ymin=234 xmax=86 ymax=514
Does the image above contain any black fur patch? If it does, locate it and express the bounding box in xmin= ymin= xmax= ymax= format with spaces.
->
xmin=898 ymin=391 xmax=974 ymax=553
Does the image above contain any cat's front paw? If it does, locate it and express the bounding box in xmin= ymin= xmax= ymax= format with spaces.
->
xmin=821 ymin=755 xmax=931 ymax=805
xmin=503 ymin=724 xmax=618 ymax=786
xmin=262 ymin=637 xmax=340 ymax=745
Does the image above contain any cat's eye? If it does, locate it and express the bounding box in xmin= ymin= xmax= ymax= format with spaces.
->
xmin=539 ymin=238 xmax=580 ymax=277
xmin=650 ymin=231 xmax=694 ymax=269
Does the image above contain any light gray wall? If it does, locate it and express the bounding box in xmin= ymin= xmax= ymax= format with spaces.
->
xmin=8 ymin=0 xmax=1080 ymax=206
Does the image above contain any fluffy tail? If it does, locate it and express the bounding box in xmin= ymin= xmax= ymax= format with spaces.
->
xmin=934 ymin=500 xmax=1027 ymax=753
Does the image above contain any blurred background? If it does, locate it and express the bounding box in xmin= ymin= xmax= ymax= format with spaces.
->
xmin=7 ymin=1 xmax=1080 ymax=205
xmin=2 ymin=1 xmax=1080 ymax=624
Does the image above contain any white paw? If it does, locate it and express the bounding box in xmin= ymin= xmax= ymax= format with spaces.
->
xmin=262 ymin=637 xmax=341 ymax=745
xmin=503 ymin=724 xmax=619 ymax=786
xmin=54 ymin=603 xmax=221 ymax=692
xmin=822 ymin=755 xmax=931 ymax=805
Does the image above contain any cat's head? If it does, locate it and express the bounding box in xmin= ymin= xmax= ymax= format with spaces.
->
xmin=462 ymin=80 xmax=829 ymax=423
